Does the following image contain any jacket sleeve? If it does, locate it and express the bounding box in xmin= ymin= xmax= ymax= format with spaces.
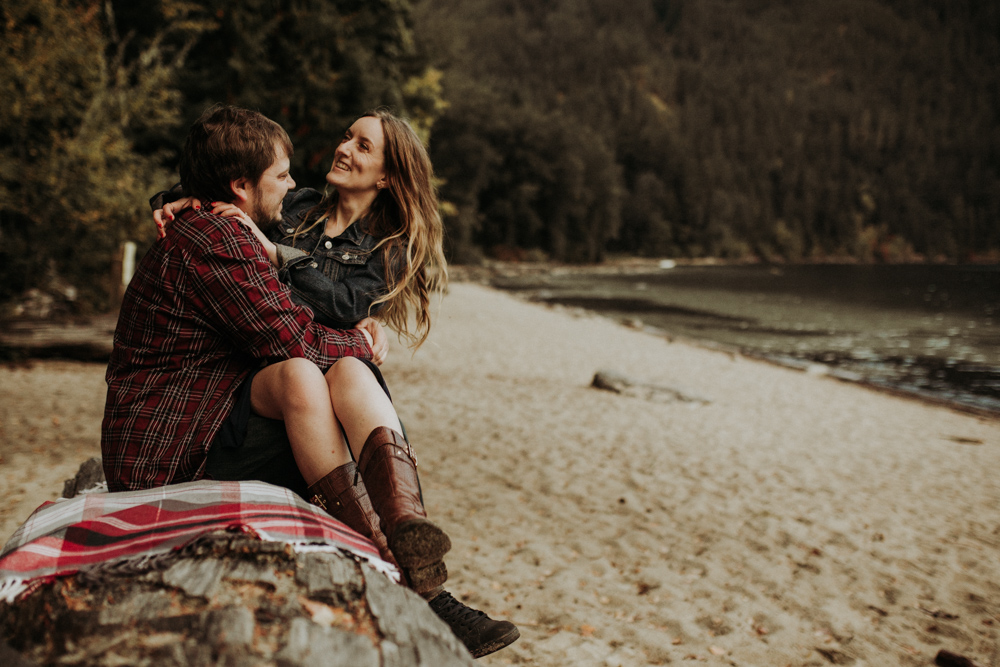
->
xmin=149 ymin=183 xmax=184 ymax=212
xmin=278 ymin=249 xmax=391 ymax=329
xmin=186 ymin=221 xmax=372 ymax=368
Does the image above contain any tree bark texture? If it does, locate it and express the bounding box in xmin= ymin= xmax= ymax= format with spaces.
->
xmin=0 ymin=461 xmax=473 ymax=666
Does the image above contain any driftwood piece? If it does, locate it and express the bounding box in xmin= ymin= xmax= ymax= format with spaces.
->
xmin=1 ymin=462 xmax=474 ymax=666
xmin=0 ymin=314 xmax=116 ymax=361
xmin=591 ymin=369 xmax=710 ymax=405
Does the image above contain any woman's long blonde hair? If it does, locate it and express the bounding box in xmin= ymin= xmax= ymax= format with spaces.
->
xmin=299 ymin=109 xmax=447 ymax=347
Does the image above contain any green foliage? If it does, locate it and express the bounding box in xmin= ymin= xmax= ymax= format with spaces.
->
xmin=669 ymin=0 xmax=1000 ymax=261
xmin=0 ymin=0 xmax=198 ymax=309
xmin=4 ymin=0 xmax=996 ymax=316
xmin=1 ymin=0 xmax=430 ymax=311
xmin=431 ymin=82 xmax=622 ymax=263
xmin=416 ymin=0 xmax=665 ymax=262
xmin=111 ymin=0 xmax=430 ymax=184
xmin=415 ymin=0 xmax=1000 ymax=263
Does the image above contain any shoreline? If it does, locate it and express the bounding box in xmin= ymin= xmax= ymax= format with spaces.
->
xmin=448 ymin=257 xmax=1000 ymax=284
xmin=636 ymin=326 xmax=1000 ymax=422
xmin=2 ymin=282 xmax=999 ymax=665
xmin=470 ymin=262 xmax=1000 ymax=421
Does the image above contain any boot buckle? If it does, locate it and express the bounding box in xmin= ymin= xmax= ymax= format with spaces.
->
xmin=309 ymin=493 xmax=327 ymax=510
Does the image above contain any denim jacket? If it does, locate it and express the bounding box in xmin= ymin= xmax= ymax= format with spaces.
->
xmin=151 ymin=186 xmax=392 ymax=329
xmin=272 ymin=188 xmax=391 ymax=329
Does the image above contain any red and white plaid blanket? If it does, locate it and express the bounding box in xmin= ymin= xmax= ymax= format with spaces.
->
xmin=0 ymin=480 xmax=397 ymax=602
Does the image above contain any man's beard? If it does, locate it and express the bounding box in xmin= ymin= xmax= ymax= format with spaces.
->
xmin=248 ymin=200 xmax=282 ymax=232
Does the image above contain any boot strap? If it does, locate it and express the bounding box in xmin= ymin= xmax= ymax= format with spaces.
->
xmin=406 ymin=440 xmax=418 ymax=467
xmin=307 ymin=462 xmax=357 ymax=512
xmin=359 ymin=427 xmax=417 ymax=470
xmin=308 ymin=492 xmax=344 ymax=512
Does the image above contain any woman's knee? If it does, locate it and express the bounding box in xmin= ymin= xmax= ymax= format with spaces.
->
xmin=324 ymin=356 xmax=371 ymax=386
xmin=274 ymin=358 xmax=328 ymax=410
xmin=277 ymin=357 xmax=324 ymax=382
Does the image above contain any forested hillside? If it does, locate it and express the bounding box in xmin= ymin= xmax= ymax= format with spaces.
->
xmin=1 ymin=0 xmax=997 ymax=311
xmin=0 ymin=0 xmax=434 ymax=308
xmin=415 ymin=0 xmax=1000 ymax=263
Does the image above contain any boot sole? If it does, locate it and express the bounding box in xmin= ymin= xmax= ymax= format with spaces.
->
xmin=403 ymin=560 xmax=448 ymax=594
xmin=469 ymin=624 xmax=521 ymax=659
xmin=390 ymin=518 xmax=452 ymax=569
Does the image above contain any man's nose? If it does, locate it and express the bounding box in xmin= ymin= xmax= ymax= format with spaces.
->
xmin=288 ymin=174 xmax=296 ymax=188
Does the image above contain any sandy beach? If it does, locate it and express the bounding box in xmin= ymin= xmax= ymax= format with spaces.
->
xmin=2 ymin=281 xmax=999 ymax=666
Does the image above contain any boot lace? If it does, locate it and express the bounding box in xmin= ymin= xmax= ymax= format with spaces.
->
xmin=429 ymin=591 xmax=487 ymax=631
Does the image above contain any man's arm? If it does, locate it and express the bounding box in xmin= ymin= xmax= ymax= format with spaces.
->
xmin=149 ymin=183 xmax=184 ymax=212
xmin=186 ymin=218 xmax=372 ymax=368
xmin=278 ymin=252 xmax=390 ymax=329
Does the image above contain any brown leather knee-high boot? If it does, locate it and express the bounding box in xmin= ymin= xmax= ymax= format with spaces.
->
xmin=357 ymin=427 xmax=451 ymax=591
xmin=306 ymin=461 xmax=398 ymax=570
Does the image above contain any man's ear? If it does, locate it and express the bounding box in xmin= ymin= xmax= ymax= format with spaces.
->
xmin=230 ymin=178 xmax=251 ymax=204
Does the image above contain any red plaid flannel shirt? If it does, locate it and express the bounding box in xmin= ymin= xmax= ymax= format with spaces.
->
xmin=101 ymin=209 xmax=372 ymax=492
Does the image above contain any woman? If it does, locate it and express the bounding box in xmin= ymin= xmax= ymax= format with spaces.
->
xmin=156 ymin=110 xmax=518 ymax=658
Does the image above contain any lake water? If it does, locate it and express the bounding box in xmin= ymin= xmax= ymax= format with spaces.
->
xmin=491 ymin=264 xmax=1000 ymax=415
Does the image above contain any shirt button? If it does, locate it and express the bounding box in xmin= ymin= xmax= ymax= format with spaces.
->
xmin=324 ymin=241 xmax=333 ymax=249
xmin=342 ymin=253 xmax=350 ymax=260
xmin=285 ymin=227 xmax=293 ymax=233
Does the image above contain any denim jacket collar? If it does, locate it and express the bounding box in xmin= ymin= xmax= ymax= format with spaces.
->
xmin=278 ymin=190 xmax=376 ymax=251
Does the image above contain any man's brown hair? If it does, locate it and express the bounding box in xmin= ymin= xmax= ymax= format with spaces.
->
xmin=178 ymin=105 xmax=293 ymax=204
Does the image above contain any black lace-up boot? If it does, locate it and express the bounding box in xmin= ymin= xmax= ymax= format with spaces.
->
xmin=427 ymin=590 xmax=520 ymax=658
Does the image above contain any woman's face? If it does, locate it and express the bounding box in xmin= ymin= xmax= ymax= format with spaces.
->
xmin=326 ymin=116 xmax=387 ymax=195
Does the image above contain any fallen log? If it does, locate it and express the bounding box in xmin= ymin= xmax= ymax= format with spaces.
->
xmin=0 ymin=462 xmax=474 ymax=666
xmin=0 ymin=315 xmax=116 ymax=362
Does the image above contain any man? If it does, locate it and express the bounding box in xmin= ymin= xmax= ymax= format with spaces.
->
xmin=103 ymin=106 xmax=518 ymax=658
xmin=102 ymin=105 xmax=383 ymax=491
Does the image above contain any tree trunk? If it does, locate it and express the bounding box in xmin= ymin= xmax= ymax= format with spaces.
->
xmin=0 ymin=462 xmax=474 ymax=666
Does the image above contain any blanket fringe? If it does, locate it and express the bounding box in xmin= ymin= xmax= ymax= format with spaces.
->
xmin=0 ymin=577 xmax=29 ymax=604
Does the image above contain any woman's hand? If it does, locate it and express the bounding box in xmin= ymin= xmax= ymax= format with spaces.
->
xmin=154 ymin=198 xmax=278 ymax=265
xmin=212 ymin=202 xmax=279 ymax=266
xmin=354 ymin=317 xmax=388 ymax=365
xmin=153 ymin=197 xmax=202 ymax=238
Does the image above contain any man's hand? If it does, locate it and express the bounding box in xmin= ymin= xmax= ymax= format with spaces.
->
xmin=354 ymin=317 xmax=388 ymax=366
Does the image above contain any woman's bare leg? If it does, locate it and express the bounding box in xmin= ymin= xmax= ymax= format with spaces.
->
xmin=321 ymin=358 xmax=518 ymax=654
xmin=324 ymin=356 xmax=451 ymax=592
xmin=250 ymin=357 xmax=351 ymax=484
xmin=324 ymin=357 xmax=402 ymax=458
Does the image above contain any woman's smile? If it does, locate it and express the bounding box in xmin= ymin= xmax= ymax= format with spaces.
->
xmin=325 ymin=116 xmax=386 ymax=193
